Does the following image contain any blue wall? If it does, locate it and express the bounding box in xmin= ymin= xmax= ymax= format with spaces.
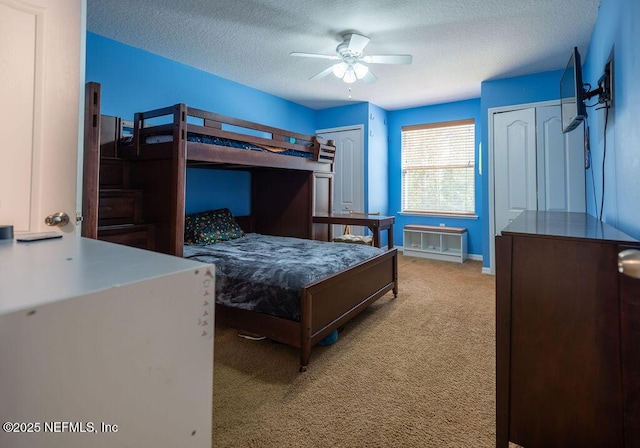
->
xmin=388 ymin=99 xmax=482 ymax=256
xmin=368 ymin=103 xmax=389 ymax=217
xmin=86 ymin=32 xmax=317 ymax=214
xmin=582 ymin=0 xmax=640 ymax=240
xmin=86 ymin=33 xmax=316 ymax=132
xmin=185 ymin=169 xmax=251 ymax=216
xmin=316 ymin=102 xmax=368 ymax=133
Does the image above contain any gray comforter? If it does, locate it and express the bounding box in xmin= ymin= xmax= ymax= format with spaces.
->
xmin=183 ymin=233 xmax=383 ymax=321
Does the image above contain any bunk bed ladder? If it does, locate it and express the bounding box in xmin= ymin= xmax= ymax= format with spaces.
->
xmin=82 ymin=82 xmax=156 ymax=250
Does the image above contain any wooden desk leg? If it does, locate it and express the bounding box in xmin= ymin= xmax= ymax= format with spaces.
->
xmin=387 ymin=225 xmax=394 ymax=249
xmin=372 ymin=229 xmax=381 ymax=248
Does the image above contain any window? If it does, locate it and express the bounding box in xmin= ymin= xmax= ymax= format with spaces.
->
xmin=402 ymin=119 xmax=475 ymax=214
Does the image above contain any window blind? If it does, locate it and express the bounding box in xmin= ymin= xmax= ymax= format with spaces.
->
xmin=402 ymin=119 xmax=475 ymax=214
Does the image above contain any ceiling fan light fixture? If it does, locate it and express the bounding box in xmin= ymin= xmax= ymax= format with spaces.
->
xmin=332 ymin=62 xmax=348 ymax=79
xmin=291 ymin=32 xmax=412 ymax=85
xmin=353 ymin=62 xmax=369 ymax=79
xmin=343 ymin=66 xmax=357 ymax=83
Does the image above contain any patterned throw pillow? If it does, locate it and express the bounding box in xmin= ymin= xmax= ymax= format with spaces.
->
xmin=184 ymin=208 xmax=245 ymax=245
xmin=332 ymin=233 xmax=373 ymax=245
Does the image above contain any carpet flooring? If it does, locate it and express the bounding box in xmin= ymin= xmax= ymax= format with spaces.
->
xmin=212 ymin=253 xmax=496 ymax=447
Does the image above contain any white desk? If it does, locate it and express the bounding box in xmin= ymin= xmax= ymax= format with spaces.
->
xmin=0 ymin=237 xmax=214 ymax=448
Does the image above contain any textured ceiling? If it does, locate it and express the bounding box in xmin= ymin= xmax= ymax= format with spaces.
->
xmin=87 ymin=0 xmax=601 ymax=111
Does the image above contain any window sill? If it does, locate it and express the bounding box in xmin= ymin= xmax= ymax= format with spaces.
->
xmin=399 ymin=212 xmax=479 ymax=220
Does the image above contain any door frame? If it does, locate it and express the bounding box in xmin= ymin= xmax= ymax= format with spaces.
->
xmin=488 ymin=99 xmax=559 ymax=274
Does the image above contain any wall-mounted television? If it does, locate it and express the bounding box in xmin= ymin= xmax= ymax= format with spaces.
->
xmin=560 ymin=47 xmax=586 ymax=133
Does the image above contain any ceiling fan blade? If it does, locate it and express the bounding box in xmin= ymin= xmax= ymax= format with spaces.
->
xmin=361 ymin=70 xmax=378 ymax=84
xmin=345 ymin=33 xmax=370 ymax=55
xmin=362 ymin=54 xmax=413 ymax=65
xmin=309 ymin=65 xmax=335 ymax=81
xmin=290 ymin=52 xmax=340 ymax=60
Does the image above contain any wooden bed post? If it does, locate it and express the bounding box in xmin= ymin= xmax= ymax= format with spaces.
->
xmin=170 ymin=104 xmax=188 ymax=257
xmin=300 ymin=290 xmax=313 ymax=372
xmin=132 ymin=112 xmax=142 ymax=158
xmin=82 ymin=82 xmax=101 ymax=239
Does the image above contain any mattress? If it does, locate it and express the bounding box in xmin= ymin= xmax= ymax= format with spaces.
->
xmin=121 ymin=133 xmax=314 ymax=159
xmin=183 ymin=233 xmax=383 ymax=321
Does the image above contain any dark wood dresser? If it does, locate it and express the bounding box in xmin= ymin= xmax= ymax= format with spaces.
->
xmin=496 ymin=211 xmax=640 ymax=447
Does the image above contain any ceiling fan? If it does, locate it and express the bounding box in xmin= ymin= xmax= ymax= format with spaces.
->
xmin=290 ymin=33 xmax=412 ymax=84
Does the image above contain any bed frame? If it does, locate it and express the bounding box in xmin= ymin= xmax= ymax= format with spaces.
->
xmin=83 ymin=82 xmax=398 ymax=370
xmin=231 ymin=216 xmax=398 ymax=371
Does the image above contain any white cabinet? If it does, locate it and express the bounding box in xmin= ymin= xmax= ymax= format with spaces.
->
xmin=0 ymin=237 xmax=214 ymax=448
xmin=403 ymin=225 xmax=468 ymax=263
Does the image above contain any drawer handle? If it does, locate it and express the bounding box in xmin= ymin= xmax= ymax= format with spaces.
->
xmin=618 ymin=249 xmax=640 ymax=279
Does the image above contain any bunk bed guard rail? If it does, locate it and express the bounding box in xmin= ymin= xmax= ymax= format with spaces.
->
xmin=130 ymin=104 xmax=336 ymax=164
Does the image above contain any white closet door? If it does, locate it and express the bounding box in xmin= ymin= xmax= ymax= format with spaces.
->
xmin=490 ymin=103 xmax=586 ymax=273
xmin=493 ymin=108 xmax=537 ymax=235
xmin=317 ymin=127 xmax=364 ymax=235
xmin=536 ymin=105 xmax=585 ymax=212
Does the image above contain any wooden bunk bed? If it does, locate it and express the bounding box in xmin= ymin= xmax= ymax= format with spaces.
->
xmin=129 ymin=101 xmax=338 ymax=256
xmin=83 ymin=82 xmax=398 ymax=371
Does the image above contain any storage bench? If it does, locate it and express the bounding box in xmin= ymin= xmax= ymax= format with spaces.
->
xmin=403 ymin=225 xmax=468 ymax=263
